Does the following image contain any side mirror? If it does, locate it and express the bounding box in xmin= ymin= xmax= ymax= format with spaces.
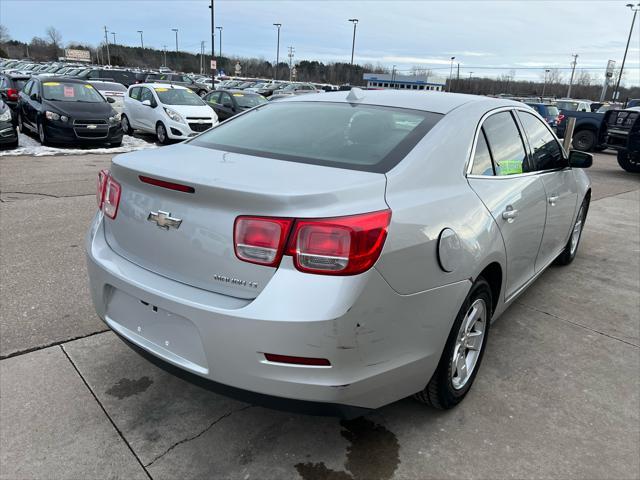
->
xmin=568 ymin=150 xmax=593 ymax=168
xmin=141 ymin=99 xmax=152 ymax=107
xmin=107 ymin=97 xmax=116 ymax=104
xmin=30 ymin=92 xmax=39 ymax=101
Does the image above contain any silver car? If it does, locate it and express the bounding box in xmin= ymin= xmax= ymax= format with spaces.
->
xmin=87 ymin=90 xmax=592 ymax=416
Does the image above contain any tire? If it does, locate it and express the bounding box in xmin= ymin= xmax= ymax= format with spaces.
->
xmin=17 ymin=113 xmax=25 ymax=134
xmin=37 ymin=120 xmax=49 ymax=146
xmin=555 ymin=196 xmax=589 ymax=266
xmin=414 ymin=277 xmax=492 ymax=409
xmin=572 ymin=129 xmax=596 ymax=152
xmin=121 ymin=115 xmax=133 ymax=135
xmin=156 ymin=122 xmax=170 ymax=145
xmin=617 ymin=150 xmax=640 ymax=173
xmin=110 ymin=140 xmax=123 ymax=148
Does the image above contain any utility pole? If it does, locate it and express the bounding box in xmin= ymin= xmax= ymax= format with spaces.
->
xmin=200 ymin=41 xmax=205 ymax=74
xmin=456 ymin=63 xmax=460 ymax=91
xmin=137 ymin=30 xmax=144 ymax=49
xmin=391 ymin=65 xmax=396 ymax=88
xmin=542 ymin=68 xmax=550 ymax=97
xmin=216 ymin=26 xmax=223 ymax=59
xmin=273 ymin=23 xmax=282 ymax=80
xmin=288 ymin=46 xmax=295 ymax=81
xmin=162 ymin=45 xmax=167 ymax=67
xmin=468 ymin=71 xmax=473 ymax=92
xmin=448 ymin=56 xmax=455 ymax=92
xmin=103 ymin=26 xmax=111 ymax=66
xmin=348 ymin=19 xmax=358 ymax=67
xmin=209 ymin=0 xmax=216 ymax=85
xmin=567 ymin=54 xmax=578 ymax=98
xmin=613 ymin=3 xmax=639 ymax=102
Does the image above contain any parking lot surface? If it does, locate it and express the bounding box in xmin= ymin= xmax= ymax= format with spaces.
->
xmin=1 ymin=150 xmax=638 ymax=479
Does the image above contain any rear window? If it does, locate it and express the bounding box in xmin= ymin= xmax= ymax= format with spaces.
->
xmin=546 ymin=106 xmax=559 ymax=116
xmin=190 ymin=101 xmax=442 ymax=173
xmin=556 ymin=101 xmax=579 ymax=111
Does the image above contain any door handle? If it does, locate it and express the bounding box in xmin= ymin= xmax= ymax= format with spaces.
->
xmin=502 ymin=207 xmax=519 ymax=223
xmin=548 ymin=195 xmax=559 ymax=206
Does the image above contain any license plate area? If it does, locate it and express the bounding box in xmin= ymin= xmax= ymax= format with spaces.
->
xmin=105 ymin=287 xmax=209 ymax=374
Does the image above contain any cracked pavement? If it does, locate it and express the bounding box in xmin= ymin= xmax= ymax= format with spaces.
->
xmin=1 ymin=151 xmax=638 ymax=479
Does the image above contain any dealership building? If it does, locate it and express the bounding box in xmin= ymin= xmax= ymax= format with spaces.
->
xmin=363 ymin=73 xmax=446 ymax=91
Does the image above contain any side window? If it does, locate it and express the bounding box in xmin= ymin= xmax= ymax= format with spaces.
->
xmin=23 ymin=80 xmax=33 ymax=95
xmin=140 ymin=88 xmax=155 ymax=104
xmin=129 ymin=87 xmax=141 ymax=100
xmin=471 ymin=129 xmax=495 ymax=176
xmin=181 ymin=75 xmax=193 ymax=83
xmin=518 ymin=111 xmax=565 ymax=171
xmin=88 ymin=70 xmax=99 ymax=79
xmin=206 ymin=91 xmax=221 ymax=104
xmin=221 ymin=92 xmax=232 ymax=106
xmin=482 ymin=111 xmax=528 ymax=176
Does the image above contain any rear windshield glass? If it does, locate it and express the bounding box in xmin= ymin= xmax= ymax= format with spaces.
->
xmin=42 ymin=82 xmax=105 ymax=103
xmin=546 ymin=106 xmax=559 ymax=116
xmin=190 ymin=101 xmax=442 ymax=173
xmin=556 ymin=101 xmax=578 ymax=111
xmin=155 ymin=87 xmax=204 ymax=106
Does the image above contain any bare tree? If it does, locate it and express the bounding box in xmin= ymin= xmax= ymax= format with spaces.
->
xmin=45 ymin=26 xmax=62 ymax=48
xmin=547 ymin=68 xmax=563 ymax=85
xmin=577 ymin=70 xmax=592 ymax=86
xmin=0 ymin=24 xmax=9 ymax=44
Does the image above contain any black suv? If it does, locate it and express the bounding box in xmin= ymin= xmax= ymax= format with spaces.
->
xmin=75 ymin=68 xmax=137 ymax=87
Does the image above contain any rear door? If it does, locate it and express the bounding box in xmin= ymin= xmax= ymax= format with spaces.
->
xmin=517 ymin=110 xmax=578 ymax=270
xmin=138 ymin=87 xmax=156 ymax=131
xmin=467 ymin=110 xmax=547 ymax=299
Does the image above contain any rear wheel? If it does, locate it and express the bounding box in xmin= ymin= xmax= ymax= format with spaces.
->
xmin=617 ymin=150 xmax=640 ymax=173
xmin=156 ymin=122 xmax=169 ymax=145
xmin=555 ymin=197 xmax=589 ymax=265
xmin=572 ymin=129 xmax=596 ymax=152
xmin=414 ymin=277 xmax=492 ymax=409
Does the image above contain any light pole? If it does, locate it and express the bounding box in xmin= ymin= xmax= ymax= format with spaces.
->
xmin=613 ymin=3 xmax=640 ymax=101
xmin=137 ymin=30 xmax=144 ymax=49
xmin=273 ymin=23 xmax=282 ymax=80
xmin=391 ymin=65 xmax=396 ymax=88
xmin=348 ymin=19 xmax=358 ymax=67
xmin=216 ymin=26 xmax=223 ymax=59
xmin=567 ymin=54 xmax=578 ymax=98
xmin=111 ymin=32 xmax=116 ymax=63
xmin=172 ymin=28 xmax=179 ymax=53
xmin=468 ymin=71 xmax=473 ymax=92
xmin=103 ymin=26 xmax=110 ymax=66
xmin=209 ymin=1 xmax=216 ymax=84
xmin=542 ymin=68 xmax=550 ymax=97
xmin=448 ymin=56 xmax=455 ymax=92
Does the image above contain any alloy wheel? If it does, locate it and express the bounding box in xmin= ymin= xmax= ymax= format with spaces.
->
xmin=157 ymin=124 xmax=166 ymax=143
xmin=569 ymin=205 xmax=584 ymax=256
xmin=451 ymin=298 xmax=487 ymax=390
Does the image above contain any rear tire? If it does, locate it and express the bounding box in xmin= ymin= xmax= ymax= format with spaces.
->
xmin=555 ymin=196 xmax=589 ymax=266
xmin=617 ymin=150 xmax=640 ymax=173
xmin=414 ymin=277 xmax=492 ymax=409
xmin=572 ymin=129 xmax=596 ymax=152
xmin=156 ymin=122 xmax=170 ymax=145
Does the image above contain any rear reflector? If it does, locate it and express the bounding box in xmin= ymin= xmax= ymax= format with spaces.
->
xmin=234 ymin=217 xmax=293 ymax=266
xmin=264 ymin=353 xmax=331 ymax=366
xmin=139 ymin=175 xmax=195 ymax=193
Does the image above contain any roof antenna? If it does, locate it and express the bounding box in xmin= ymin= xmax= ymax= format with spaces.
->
xmin=346 ymin=87 xmax=365 ymax=102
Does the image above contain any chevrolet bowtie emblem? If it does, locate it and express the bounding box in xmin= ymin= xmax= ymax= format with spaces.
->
xmin=147 ymin=210 xmax=182 ymax=230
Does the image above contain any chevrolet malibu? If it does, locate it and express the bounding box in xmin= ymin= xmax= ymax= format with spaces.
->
xmin=87 ymin=89 xmax=592 ymax=416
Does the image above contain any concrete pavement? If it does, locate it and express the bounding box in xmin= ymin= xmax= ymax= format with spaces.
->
xmin=1 ymin=150 xmax=638 ymax=479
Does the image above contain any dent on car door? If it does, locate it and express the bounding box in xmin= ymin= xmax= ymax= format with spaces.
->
xmin=467 ymin=111 xmax=547 ymax=299
xmin=517 ymin=110 xmax=578 ymax=270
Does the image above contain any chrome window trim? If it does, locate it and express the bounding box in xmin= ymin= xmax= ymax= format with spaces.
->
xmin=465 ymin=105 xmax=569 ymax=179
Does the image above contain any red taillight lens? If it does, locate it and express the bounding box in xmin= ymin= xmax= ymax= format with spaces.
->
xmin=7 ymin=89 xmax=18 ymax=101
xmin=96 ymin=169 xmax=109 ymax=208
xmin=557 ymin=114 xmax=565 ymax=124
xmin=286 ymin=210 xmax=391 ymax=275
xmin=103 ymin=175 xmax=121 ymax=219
xmin=234 ymin=217 xmax=293 ymax=266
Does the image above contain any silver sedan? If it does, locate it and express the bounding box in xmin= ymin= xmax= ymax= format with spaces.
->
xmin=86 ymin=89 xmax=592 ymax=416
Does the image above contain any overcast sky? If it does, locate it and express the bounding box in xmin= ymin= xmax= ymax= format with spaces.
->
xmin=2 ymin=0 xmax=639 ymax=85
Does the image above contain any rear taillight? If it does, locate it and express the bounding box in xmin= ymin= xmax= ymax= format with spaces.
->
xmin=234 ymin=217 xmax=293 ymax=267
xmin=233 ymin=210 xmax=391 ymax=275
xmin=6 ymin=89 xmax=18 ymax=101
xmin=557 ymin=114 xmax=565 ymax=124
xmin=96 ymin=170 xmax=121 ymax=219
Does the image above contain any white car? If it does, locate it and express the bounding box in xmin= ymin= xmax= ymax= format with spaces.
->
xmin=121 ymin=83 xmax=218 ymax=144
xmin=89 ymin=81 xmax=127 ymax=115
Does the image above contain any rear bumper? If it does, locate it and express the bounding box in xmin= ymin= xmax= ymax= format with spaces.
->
xmin=86 ymin=213 xmax=470 ymax=411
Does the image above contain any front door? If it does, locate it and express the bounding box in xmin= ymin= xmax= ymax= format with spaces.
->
xmin=467 ymin=111 xmax=547 ymax=299
xmin=516 ymin=110 xmax=578 ymax=270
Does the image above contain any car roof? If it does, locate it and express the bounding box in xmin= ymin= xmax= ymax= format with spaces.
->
xmin=221 ymin=89 xmax=261 ymax=95
xmin=37 ymin=76 xmax=87 ymax=83
xmin=282 ymin=89 xmax=520 ymax=115
xmin=133 ymin=82 xmax=189 ymax=90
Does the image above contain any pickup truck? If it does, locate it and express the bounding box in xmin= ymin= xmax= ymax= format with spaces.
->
xmin=602 ymin=107 xmax=640 ymax=173
xmin=556 ymin=109 xmax=605 ymax=152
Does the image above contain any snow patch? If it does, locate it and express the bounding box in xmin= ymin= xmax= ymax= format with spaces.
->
xmin=1 ymin=133 xmax=157 ymax=157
